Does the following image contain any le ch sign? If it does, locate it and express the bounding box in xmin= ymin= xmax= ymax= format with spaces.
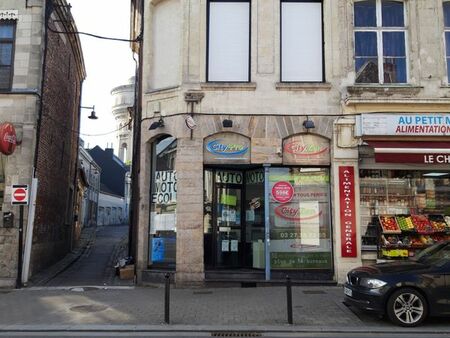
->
xmin=424 ymin=154 xmax=450 ymax=164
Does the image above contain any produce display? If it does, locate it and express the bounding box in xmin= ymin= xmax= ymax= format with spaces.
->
xmin=395 ymin=215 xmax=414 ymax=231
xmin=379 ymin=216 xmax=401 ymax=234
xmin=379 ymin=214 xmax=450 ymax=259
xmin=411 ymin=215 xmax=433 ymax=234
xmin=428 ymin=215 xmax=448 ymax=232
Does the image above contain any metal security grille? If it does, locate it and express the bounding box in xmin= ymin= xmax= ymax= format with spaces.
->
xmin=211 ymin=332 xmax=262 ymax=337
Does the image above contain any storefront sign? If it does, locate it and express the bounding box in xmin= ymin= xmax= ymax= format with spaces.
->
xmin=339 ymin=166 xmax=357 ymax=258
xmin=0 ymin=123 xmax=17 ymax=155
xmin=271 ymin=252 xmax=332 ymax=269
xmin=361 ymin=113 xmax=450 ymax=136
xmin=375 ymin=153 xmax=450 ymax=164
xmin=204 ymin=133 xmax=250 ymax=164
xmin=273 ymin=204 xmax=322 ymax=222
xmin=215 ymin=170 xmax=243 ymax=184
xmin=283 ymin=134 xmax=330 ymax=165
xmin=151 ymin=170 xmax=177 ymax=204
xmin=271 ymin=181 xmax=294 ymax=203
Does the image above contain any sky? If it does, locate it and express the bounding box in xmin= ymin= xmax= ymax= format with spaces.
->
xmin=69 ymin=0 xmax=136 ymax=152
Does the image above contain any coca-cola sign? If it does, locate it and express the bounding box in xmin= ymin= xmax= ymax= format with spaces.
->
xmin=0 ymin=123 xmax=17 ymax=155
xmin=274 ymin=204 xmax=322 ymax=221
xmin=283 ymin=134 xmax=330 ymax=165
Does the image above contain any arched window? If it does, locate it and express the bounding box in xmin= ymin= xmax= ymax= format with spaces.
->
xmin=149 ymin=136 xmax=177 ymax=268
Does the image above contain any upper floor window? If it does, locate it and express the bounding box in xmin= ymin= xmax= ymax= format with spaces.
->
xmin=0 ymin=21 xmax=15 ymax=90
xmin=444 ymin=1 xmax=450 ymax=82
xmin=207 ymin=0 xmax=250 ymax=82
xmin=281 ymin=0 xmax=323 ymax=82
xmin=354 ymin=0 xmax=407 ymax=84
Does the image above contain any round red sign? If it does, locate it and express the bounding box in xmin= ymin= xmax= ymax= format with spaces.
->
xmin=271 ymin=181 xmax=294 ymax=204
xmin=13 ymin=188 xmax=27 ymax=202
xmin=0 ymin=123 xmax=17 ymax=156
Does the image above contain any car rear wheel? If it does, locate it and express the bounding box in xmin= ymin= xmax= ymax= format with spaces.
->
xmin=387 ymin=288 xmax=428 ymax=327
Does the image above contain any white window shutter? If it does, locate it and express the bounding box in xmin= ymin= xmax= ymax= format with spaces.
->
xmin=208 ymin=2 xmax=250 ymax=82
xmin=281 ymin=2 xmax=323 ymax=82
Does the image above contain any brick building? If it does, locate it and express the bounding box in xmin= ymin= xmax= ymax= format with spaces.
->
xmin=130 ymin=0 xmax=450 ymax=286
xmin=0 ymin=0 xmax=85 ymax=287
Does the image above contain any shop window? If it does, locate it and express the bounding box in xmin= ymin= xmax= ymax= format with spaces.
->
xmin=268 ymin=167 xmax=332 ymax=271
xmin=445 ymin=1 xmax=450 ymax=82
xmin=359 ymin=170 xmax=450 ymax=259
xmin=149 ymin=137 xmax=177 ymax=268
xmin=354 ymin=0 xmax=407 ymax=84
xmin=207 ymin=0 xmax=250 ymax=82
xmin=281 ymin=1 xmax=323 ymax=82
xmin=0 ymin=21 xmax=15 ymax=91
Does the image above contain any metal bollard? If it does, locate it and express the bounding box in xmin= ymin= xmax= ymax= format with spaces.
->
xmin=164 ymin=273 xmax=170 ymax=324
xmin=286 ymin=275 xmax=293 ymax=324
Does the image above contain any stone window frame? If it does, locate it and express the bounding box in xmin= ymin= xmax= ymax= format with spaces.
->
xmin=353 ymin=0 xmax=409 ymax=85
xmin=444 ymin=1 xmax=450 ymax=83
xmin=280 ymin=0 xmax=325 ymax=83
xmin=0 ymin=20 xmax=16 ymax=91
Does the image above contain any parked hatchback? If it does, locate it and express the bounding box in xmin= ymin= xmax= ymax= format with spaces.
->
xmin=344 ymin=241 xmax=450 ymax=327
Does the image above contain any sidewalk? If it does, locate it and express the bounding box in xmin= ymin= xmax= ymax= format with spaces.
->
xmin=29 ymin=226 xmax=97 ymax=286
xmin=0 ymin=285 xmax=449 ymax=334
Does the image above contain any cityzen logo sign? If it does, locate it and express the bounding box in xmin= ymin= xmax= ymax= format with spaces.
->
xmin=283 ymin=142 xmax=329 ymax=156
xmin=339 ymin=166 xmax=357 ymax=258
xmin=206 ymin=139 xmax=249 ymax=156
xmin=274 ymin=205 xmax=322 ymax=221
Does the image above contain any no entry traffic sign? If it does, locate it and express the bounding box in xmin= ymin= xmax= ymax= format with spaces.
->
xmin=12 ymin=185 xmax=29 ymax=205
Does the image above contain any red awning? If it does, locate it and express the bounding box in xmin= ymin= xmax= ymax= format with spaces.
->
xmin=366 ymin=141 xmax=450 ymax=164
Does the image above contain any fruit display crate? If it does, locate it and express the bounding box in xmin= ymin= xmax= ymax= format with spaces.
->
xmin=428 ymin=214 xmax=449 ymax=232
xmin=379 ymin=215 xmax=401 ymax=234
xmin=395 ymin=215 xmax=415 ymax=232
xmin=411 ymin=214 xmax=434 ymax=234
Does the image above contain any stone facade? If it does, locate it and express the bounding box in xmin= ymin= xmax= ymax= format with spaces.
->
xmin=131 ymin=0 xmax=450 ymax=285
xmin=0 ymin=0 xmax=85 ymax=287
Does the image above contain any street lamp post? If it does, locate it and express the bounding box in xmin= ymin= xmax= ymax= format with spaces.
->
xmin=81 ymin=105 xmax=98 ymax=120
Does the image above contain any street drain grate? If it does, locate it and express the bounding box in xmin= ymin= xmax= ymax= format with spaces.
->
xmin=193 ymin=291 xmax=213 ymax=295
xmin=302 ymin=290 xmax=326 ymax=295
xmin=70 ymin=304 xmax=108 ymax=313
xmin=211 ymin=332 xmax=261 ymax=337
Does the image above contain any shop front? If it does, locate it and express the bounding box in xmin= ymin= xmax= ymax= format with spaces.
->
xmin=358 ymin=113 xmax=450 ymax=262
xmin=202 ymin=132 xmax=334 ymax=280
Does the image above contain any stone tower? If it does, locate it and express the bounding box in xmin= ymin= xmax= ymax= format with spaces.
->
xmin=111 ymin=77 xmax=135 ymax=164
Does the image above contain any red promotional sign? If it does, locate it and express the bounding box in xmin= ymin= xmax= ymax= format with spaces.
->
xmin=339 ymin=166 xmax=357 ymax=258
xmin=0 ymin=123 xmax=17 ymax=155
xmin=271 ymin=181 xmax=294 ymax=204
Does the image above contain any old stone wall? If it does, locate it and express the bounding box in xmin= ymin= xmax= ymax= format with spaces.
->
xmin=31 ymin=13 xmax=83 ymax=275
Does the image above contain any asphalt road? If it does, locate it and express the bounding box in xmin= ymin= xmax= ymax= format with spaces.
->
xmin=1 ymin=333 xmax=450 ymax=338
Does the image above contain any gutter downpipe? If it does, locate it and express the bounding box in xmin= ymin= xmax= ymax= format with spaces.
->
xmin=129 ymin=0 xmax=144 ymax=260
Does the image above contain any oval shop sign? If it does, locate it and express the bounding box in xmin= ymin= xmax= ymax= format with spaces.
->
xmin=206 ymin=139 xmax=249 ymax=156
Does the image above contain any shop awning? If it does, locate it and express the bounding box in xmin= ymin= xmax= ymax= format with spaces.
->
xmin=366 ymin=141 xmax=450 ymax=164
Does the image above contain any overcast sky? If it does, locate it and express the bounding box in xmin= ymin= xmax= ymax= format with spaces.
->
xmin=69 ymin=0 xmax=135 ymax=152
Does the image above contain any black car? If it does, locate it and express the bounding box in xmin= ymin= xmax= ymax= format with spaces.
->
xmin=344 ymin=241 xmax=450 ymax=327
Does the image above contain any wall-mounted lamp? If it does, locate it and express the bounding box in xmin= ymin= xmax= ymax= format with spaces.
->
xmin=149 ymin=117 xmax=165 ymax=130
xmin=222 ymin=119 xmax=233 ymax=128
xmin=81 ymin=105 xmax=98 ymax=120
xmin=303 ymin=117 xmax=315 ymax=130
